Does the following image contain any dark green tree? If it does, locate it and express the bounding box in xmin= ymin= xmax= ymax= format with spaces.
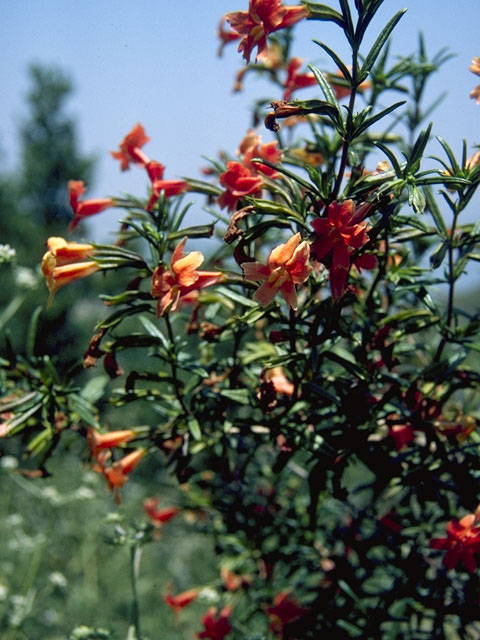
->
xmin=19 ymin=64 xmax=95 ymax=235
xmin=0 ymin=64 xmax=97 ymax=359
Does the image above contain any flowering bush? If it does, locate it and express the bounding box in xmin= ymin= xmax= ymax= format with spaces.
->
xmin=2 ymin=1 xmax=480 ymax=638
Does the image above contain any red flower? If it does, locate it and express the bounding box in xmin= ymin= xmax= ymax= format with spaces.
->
xmin=111 ymin=123 xmax=151 ymax=170
xmin=311 ymin=200 xmax=377 ymax=299
xmin=430 ymin=513 xmax=480 ymax=572
xmin=143 ymin=497 xmax=179 ymax=528
xmin=283 ymin=57 xmax=317 ymax=101
xmin=266 ymin=591 xmax=309 ymax=636
xmin=151 ymin=237 xmax=221 ymax=316
xmin=388 ymin=423 xmax=415 ymax=451
xmin=164 ymin=587 xmax=200 ymax=616
xmin=196 ymin=605 xmax=233 ymax=640
xmin=225 ymin=0 xmax=308 ymax=63
xmin=217 ymin=161 xmax=263 ymax=211
xmin=241 ymin=233 xmax=312 ymax=310
xmin=145 ymin=161 xmax=189 ymax=211
xmin=68 ymin=180 xmax=113 ymax=231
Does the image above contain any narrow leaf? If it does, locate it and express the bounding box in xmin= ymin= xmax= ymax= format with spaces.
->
xmin=303 ymin=1 xmax=345 ymax=26
xmin=359 ymin=9 xmax=407 ymax=81
xmin=424 ymin=186 xmax=448 ymax=237
xmin=313 ymin=41 xmax=352 ymax=84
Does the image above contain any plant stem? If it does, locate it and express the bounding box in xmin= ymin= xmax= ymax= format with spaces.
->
xmin=128 ymin=545 xmax=143 ymax=640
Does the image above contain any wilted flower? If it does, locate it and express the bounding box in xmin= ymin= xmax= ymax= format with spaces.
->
xmin=151 ymin=237 xmax=221 ymax=316
xmin=225 ymin=0 xmax=308 ymax=63
xmin=241 ymin=233 xmax=312 ymax=310
xmin=430 ymin=512 xmax=480 ymax=572
xmin=68 ymin=180 xmax=113 ymax=231
xmin=41 ymin=236 xmax=98 ymax=305
xmin=111 ymin=123 xmax=151 ymax=170
xmin=311 ymin=200 xmax=377 ymax=299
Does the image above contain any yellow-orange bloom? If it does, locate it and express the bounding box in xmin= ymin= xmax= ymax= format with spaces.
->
xmin=241 ymin=233 xmax=312 ymax=310
xmin=151 ymin=238 xmax=221 ymax=316
xmin=41 ymin=237 xmax=98 ymax=305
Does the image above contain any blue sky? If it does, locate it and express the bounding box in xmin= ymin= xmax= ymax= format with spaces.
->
xmin=1 ymin=1 xmax=479 ymax=239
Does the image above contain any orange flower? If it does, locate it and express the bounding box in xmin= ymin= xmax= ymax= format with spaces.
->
xmin=164 ymin=587 xmax=200 ymax=616
xmin=87 ymin=427 xmax=137 ymax=457
xmin=41 ymin=236 xmax=98 ymax=305
xmin=430 ymin=513 xmax=480 ymax=572
xmin=143 ymin=497 xmax=179 ymax=528
xmin=68 ymin=180 xmax=113 ymax=231
xmin=151 ymin=238 xmax=221 ymax=316
xmin=266 ymin=591 xmax=309 ymax=636
xmin=470 ymin=57 xmax=480 ymax=104
xmin=311 ymin=200 xmax=377 ymax=299
xmin=241 ymin=233 xmax=312 ymax=310
xmin=283 ymin=57 xmax=317 ymax=101
xmin=145 ymin=161 xmax=189 ymax=211
xmin=225 ymin=0 xmax=308 ymax=63
xmin=217 ymin=161 xmax=264 ymax=211
xmin=93 ymin=449 xmax=146 ymax=501
xmin=196 ymin=605 xmax=233 ymax=640
xmin=111 ymin=123 xmax=151 ymax=170
xmin=241 ymin=138 xmax=282 ymax=178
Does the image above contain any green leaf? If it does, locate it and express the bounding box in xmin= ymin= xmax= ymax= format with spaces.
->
xmin=26 ymin=306 xmax=42 ymax=360
xmin=352 ymin=101 xmax=406 ymax=138
xmin=436 ymin=136 xmax=461 ymax=175
xmin=359 ymin=9 xmax=407 ymax=81
xmin=96 ymin=304 xmax=153 ymax=331
xmin=187 ymin=417 xmax=202 ymax=441
xmin=313 ymin=41 xmax=352 ymax=84
xmin=219 ymin=389 xmax=251 ymax=405
xmin=303 ymin=1 xmax=345 ymax=26
xmin=430 ymin=240 xmax=449 ymax=269
xmin=168 ymin=224 xmax=215 ymax=241
xmin=69 ymin=393 xmax=99 ymax=427
xmin=139 ymin=316 xmax=169 ymax=350
xmin=374 ymin=141 xmax=404 ymax=178
xmin=4 ymin=401 xmax=44 ymax=436
xmin=213 ymin=286 xmax=257 ymax=309
xmin=380 ymin=309 xmax=439 ymax=326
xmin=407 ymin=122 xmax=433 ymax=173
xmin=424 ymin=185 xmax=448 ymax=236
xmin=307 ymin=66 xmax=341 ymax=115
